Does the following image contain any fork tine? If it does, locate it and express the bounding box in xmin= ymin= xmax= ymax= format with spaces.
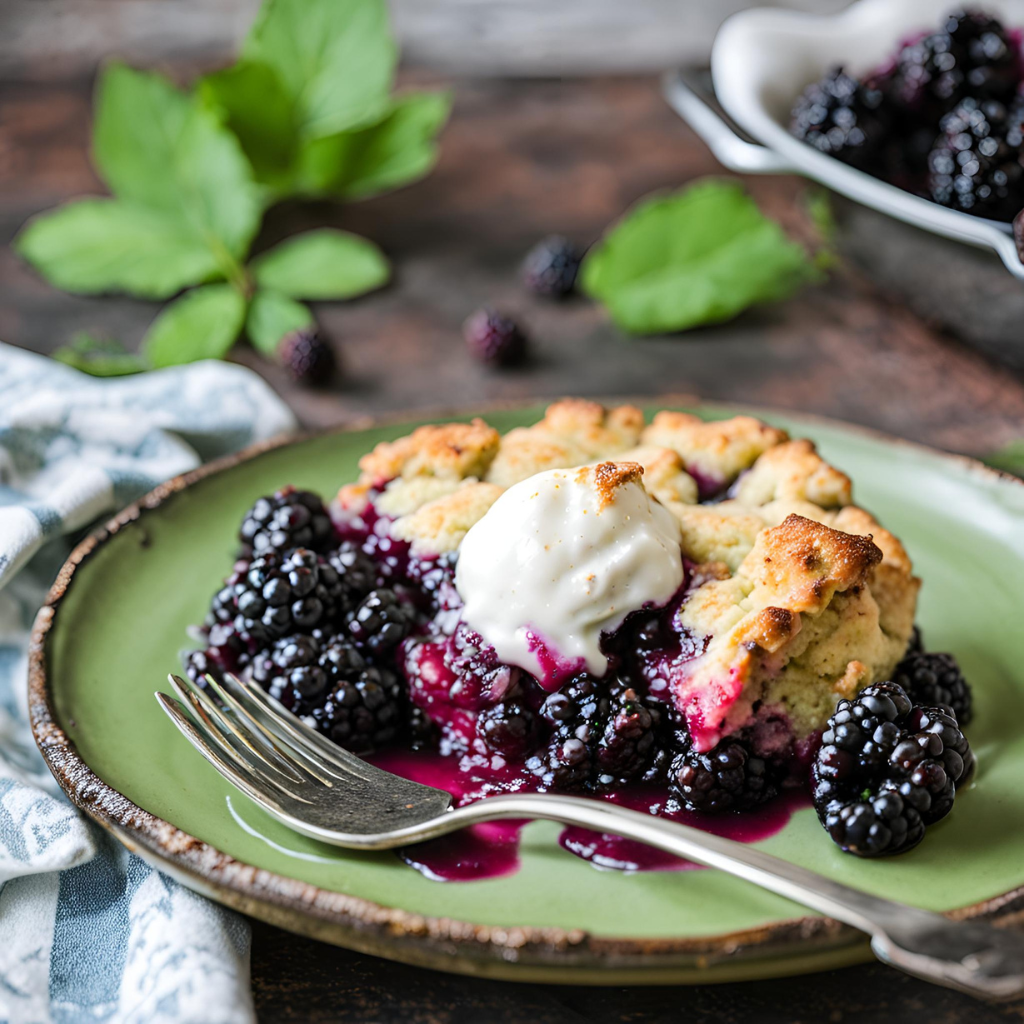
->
xmin=169 ymin=674 xmax=306 ymax=784
xmin=217 ymin=672 xmax=383 ymax=784
xmin=166 ymin=677 xmax=315 ymax=803
xmin=199 ymin=673 xmax=340 ymax=787
xmin=156 ymin=692 xmax=307 ymax=812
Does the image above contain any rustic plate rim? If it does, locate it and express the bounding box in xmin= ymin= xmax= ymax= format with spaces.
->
xmin=27 ymin=396 xmax=1024 ymax=984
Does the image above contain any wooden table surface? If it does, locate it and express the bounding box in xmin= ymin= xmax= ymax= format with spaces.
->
xmin=3 ymin=69 xmax=1024 ymax=1023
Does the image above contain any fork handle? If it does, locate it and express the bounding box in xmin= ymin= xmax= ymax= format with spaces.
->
xmin=443 ymin=794 xmax=1024 ymax=1000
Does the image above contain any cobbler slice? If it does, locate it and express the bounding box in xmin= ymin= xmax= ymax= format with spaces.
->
xmin=189 ymin=400 xmax=973 ymax=854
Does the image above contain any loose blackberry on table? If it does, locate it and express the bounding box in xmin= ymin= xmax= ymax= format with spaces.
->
xmin=812 ymin=682 xmax=973 ymax=856
xmin=521 ymin=235 xmax=583 ymax=298
xmin=462 ymin=308 xmax=528 ymax=366
xmin=278 ymin=327 xmax=336 ymax=387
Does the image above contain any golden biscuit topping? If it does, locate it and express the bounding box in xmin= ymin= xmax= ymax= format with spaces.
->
xmin=335 ymin=399 xmax=919 ymax=750
xmin=358 ymin=419 xmax=501 ymax=484
xmin=745 ymin=514 xmax=883 ymax=615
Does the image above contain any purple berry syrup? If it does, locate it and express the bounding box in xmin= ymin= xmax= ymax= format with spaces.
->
xmin=370 ymin=749 xmax=809 ymax=882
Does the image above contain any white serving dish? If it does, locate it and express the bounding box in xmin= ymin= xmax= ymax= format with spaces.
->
xmin=663 ymin=0 xmax=1024 ymax=280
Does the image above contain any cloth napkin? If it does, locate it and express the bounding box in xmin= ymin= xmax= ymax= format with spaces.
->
xmin=0 ymin=342 xmax=297 ymax=1024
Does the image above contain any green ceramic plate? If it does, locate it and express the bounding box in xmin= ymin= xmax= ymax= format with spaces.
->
xmin=29 ymin=403 xmax=1024 ymax=985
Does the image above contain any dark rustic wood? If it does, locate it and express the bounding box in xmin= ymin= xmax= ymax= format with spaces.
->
xmin=248 ymin=918 xmax=1024 ymax=1024
xmin=0 ymin=0 xmax=849 ymax=79
xmin=3 ymin=68 xmax=1024 ymax=1024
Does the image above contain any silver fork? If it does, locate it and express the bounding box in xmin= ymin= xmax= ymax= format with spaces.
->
xmin=156 ymin=673 xmax=1024 ymax=1000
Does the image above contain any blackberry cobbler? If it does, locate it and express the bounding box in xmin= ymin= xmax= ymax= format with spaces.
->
xmin=188 ymin=400 xmax=975 ymax=859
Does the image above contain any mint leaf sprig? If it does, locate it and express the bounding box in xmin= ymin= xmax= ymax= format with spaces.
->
xmin=13 ymin=0 xmax=448 ymax=376
xmin=200 ymin=0 xmax=450 ymax=204
xmin=579 ymin=179 xmax=821 ymax=334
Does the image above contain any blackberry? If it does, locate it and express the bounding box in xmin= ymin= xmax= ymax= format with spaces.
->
xmin=637 ymin=696 xmax=686 ymax=785
xmin=893 ymin=651 xmax=973 ymax=725
xmin=527 ymin=675 xmax=656 ymax=790
xmin=250 ymin=634 xmax=329 ymax=710
xmin=240 ymin=487 xmax=334 ymax=558
xmin=891 ymin=10 xmax=1019 ymax=112
xmin=927 ymin=97 xmax=1024 ymax=219
xmin=668 ymin=739 xmax=778 ymax=813
xmin=348 ymin=588 xmax=416 ymax=655
xmin=521 ymin=236 xmax=582 ymax=298
xmin=183 ymin=648 xmax=231 ymax=687
xmin=327 ymin=540 xmax=377 ymax=610
xmin=812 ymin=682 xmax=973 ymax=856
xmin=443 ymin=623 xmax=519 ymax=709
xmin=408 ymin=705 xmax=439 ymax=751
xmin=476 ymin=700 xmax=540 ymax=759
xmin=789 ymin=68 xmax=890 ymax=169
xmin=278 ymin=327 xmax=336 ymax=387
xmin=311 ymin=669 xmax=402 ymax=754
xmin=906 ymin=625 xmax=925 ymax=656
xmin=207 ymin=548 xmax=342 ymax=647
xmin=318 ymin=634 xmax=369 ymax=684
xmin=463 ymin=309 xmax=528 ymax=367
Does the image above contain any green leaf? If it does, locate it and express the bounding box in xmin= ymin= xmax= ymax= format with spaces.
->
xmin=580 ymin=179 xmax=817 ymax=334
xmin=52 ymin=333 xmax=149 ymax=377
xmin=250 ymin=229 xmax=389 ymax=300
xmin=243 ymin=0 xmax=396 ymax=139
xmin=985 ymin=441 xmax=1024 ymax=478
xmin=15 ymin=199 xmax=221 ymax=298
xmin=93 ymin=63 xmax=262 ymax=260
xmin=199 ymin=61 xmax=299 ymax=187
xmin=143 ymin=284 xmax=247 ymax=368
xmin=294 ymin=91 xmax=451 ymax=200
xmin=246 ymin=290 xmax=313 ymax=355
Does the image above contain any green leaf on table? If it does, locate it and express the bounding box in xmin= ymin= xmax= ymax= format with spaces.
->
xmin=243 ymin=0 xmax=396 ymax=139
xmin=15 ymin=199 xmax=221 ymax=298
xmin=199 ymin=61 xmax=299 ymax=188
xmin=580 ymin=179 xmax=818 ymax=335
xmin=294 ymin=91 xmax=452 ymax=200
xmin=250 ymin=229 xmax=389 ymax=300
xmin=143 ymin=284 xmax=247 ymax=368
xmin=984 ymin=441 xmax=1024 ymax=478
xmin=93 ymin=63 xmax=262 ymax=261
xmin=246 ymin=290 xmax=313 ymax=355
xmin=52 ymin=333 xmax=149 ymax=377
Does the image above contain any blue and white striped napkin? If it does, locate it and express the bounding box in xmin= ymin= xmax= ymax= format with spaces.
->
xmin=0 ymin=342 xmax=296 ymax=1024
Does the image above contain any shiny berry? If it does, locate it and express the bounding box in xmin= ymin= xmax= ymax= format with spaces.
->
xmin=463 ymin=309 xmax=527 ymax=366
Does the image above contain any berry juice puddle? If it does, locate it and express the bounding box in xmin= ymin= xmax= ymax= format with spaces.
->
xmin=370 ymin=749 xmax=810 ymax=881
xmin=186 ymin=406 xmax=977 ymax=877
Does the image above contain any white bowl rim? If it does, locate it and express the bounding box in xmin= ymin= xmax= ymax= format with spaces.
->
xmin=706 ymin=0 xmax=1024 ymax=278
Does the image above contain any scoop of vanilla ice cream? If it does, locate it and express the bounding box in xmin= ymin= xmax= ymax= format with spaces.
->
xmin=454 ymin=461 xmax=684 ymax=684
